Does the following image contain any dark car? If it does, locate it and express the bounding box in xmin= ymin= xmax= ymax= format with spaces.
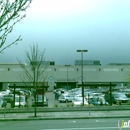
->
xmin=89 ymin=96 xmax=108 ymax=105
xmin=54 ymin=88 xmax=67 ymax=94
xmin=32 ymin=95 xmax=48 ymax=107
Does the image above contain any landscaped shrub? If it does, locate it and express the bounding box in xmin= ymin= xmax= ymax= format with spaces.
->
xmin=54 ymin=103 xmax=58 ymax=107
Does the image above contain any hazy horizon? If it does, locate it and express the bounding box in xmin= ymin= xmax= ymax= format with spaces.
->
xmin=1 ymin=0 xmax=130 ymax=66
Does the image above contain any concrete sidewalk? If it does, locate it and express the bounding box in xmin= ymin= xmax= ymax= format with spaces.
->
xmin=0 ymin=110 xmax=130 ymax=121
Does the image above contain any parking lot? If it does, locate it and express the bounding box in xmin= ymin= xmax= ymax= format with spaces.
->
xmin=1 ymin=87 xmax=130 ymax=108
xmin=25 ymin=91 xmax=73 ymax=108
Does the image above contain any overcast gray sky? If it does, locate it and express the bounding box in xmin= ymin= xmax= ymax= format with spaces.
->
xmin=1 ymin=0 xmax=130 ymax=65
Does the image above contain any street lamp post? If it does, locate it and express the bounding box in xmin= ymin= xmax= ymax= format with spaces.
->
xmin=65 ymin=65 xmax=70 ymax=89
xmin=50 ymin=77 xmax=53 ymax=91
xmin=77 ymin=50 xmax=88 ymax=105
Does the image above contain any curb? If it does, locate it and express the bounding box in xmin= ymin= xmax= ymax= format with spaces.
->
xmin=0 ymin=106 xmax=130 ymax=113
xmin=0 ymin=115 xmax=130 ymax=121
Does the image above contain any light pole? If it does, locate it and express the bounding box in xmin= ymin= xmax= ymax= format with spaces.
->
xmin=77 ymin=50 xmax=88 ymax=105
xmin=65 ymin=65 xmax=70 ymax=89
xmin=50 ymin=77 xmax=53 ymax=91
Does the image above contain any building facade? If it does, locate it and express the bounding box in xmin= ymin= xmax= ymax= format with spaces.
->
xmin=0 ymin=61 xmax=130 ymax=91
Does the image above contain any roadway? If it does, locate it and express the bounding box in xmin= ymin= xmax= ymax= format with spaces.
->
xmin=0 ymin=118 xmax=130 ymax=130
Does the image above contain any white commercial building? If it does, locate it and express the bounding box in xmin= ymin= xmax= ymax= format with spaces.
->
xmin=0 ymin=61 xmax=130 ymax=91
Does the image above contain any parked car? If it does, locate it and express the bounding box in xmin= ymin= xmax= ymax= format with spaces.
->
xmin=21 ymin=89 xmax=32 ymax=96
xmin=15 ymin=95 xmax=26 ymax=107
xmin=84 ymin=92 xmax=94 ymax=99
xmin=54 ymin=88 xmax=67 ymax=95
xmin=72 ymin=97 xmax=88 ymax=106
xmin=89 ymin=96 xmax=108 ymax=105
xmin=121 ymin=89 xmax=130 ymax=98
xmin=105 ymin=92 xmax=129 ymax=104
xmin=0 ymin=90 xmax=10 ymax=97
xmin=2 ymin=94 xmax=14 ymax=103
xmin=113 ymin=92 xmax=129 ymax=104
xmin=58 ymin=94 xmax=75 ymax=102
xmin=32 ymin=95 xmax=48 ymax=107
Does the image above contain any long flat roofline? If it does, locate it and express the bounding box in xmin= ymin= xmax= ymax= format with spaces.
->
xmin=0 ymin=63 xmax=26 ymax=65
xmin=107 ymin=63 xmax=130 ymax=65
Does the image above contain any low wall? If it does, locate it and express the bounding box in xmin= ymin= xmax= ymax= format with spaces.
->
xmin=0 ymin=105 xmax=130 ymax=113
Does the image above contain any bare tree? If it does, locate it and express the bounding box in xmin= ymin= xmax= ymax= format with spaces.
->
xmin=0 ymin=0 xmax=32 ymax=53
xmin=18 ymin=44 xmax=47 ymax=117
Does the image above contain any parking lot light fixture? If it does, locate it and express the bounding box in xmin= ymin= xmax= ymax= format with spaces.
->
xmin=65 ymin=65 xmax=71 ymax=89
xmin=77 ymin=50 xmax=88 ymax=105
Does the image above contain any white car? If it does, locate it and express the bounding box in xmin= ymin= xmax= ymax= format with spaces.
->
xmin=0 ymin=90 xmax=10 ymax=97
xmin=72 ymin=97 xmax=88 ymax=106
xmin=58 ymin=94 xmax=75 ymax=102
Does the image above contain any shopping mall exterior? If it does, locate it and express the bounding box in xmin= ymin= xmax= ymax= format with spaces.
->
xmin=0 ymin=60 xmax=130 ymax=91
